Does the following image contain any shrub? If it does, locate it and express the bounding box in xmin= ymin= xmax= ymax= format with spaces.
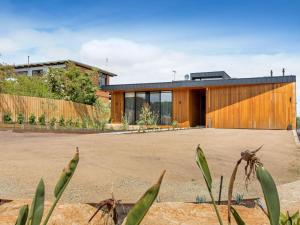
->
xmin=234 ymin=193 xmax=244 ymax=205
xmin=29 ymin=114 xmax=36 ymax=125
xmin=17 ymin=112 xmax=25 ymax=124
xmin=137 ymin=103 xmax=158 ymax=131
xmin=38 ymin=114 xmax=46 ymax=126
xmin=81 ymin=116 xmax=91 ymax=128
xmin=172 ymin=120 xmax=178 ymax=130
xmin=58 ymin=116 xmax=65 ymax=127
xmin=121 ymin=115 xmax=129 ymax=130
xmin=94 ymin=119 xmax=107 ymax=131
xmin=74 ymin=119 xmax=80 ymax=128
xmin=66 ymin=118 xmax=74 ymax=128
xmin=49 ymin=117 xmax=56 ymax=129
xmin=195 ymin=195 xmax=206 ymax=204
xmin=3 ymin=112 xmax=13 ymax=124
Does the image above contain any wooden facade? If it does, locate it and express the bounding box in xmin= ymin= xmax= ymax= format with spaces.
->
xmin=109 ymin=80 xmax=296 ymax=130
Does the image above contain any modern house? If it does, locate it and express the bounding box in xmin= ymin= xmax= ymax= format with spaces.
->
xmin=102 ymin=71 xmax=296 ymax=129
xmin=13 ymin=60 xmax=117 ymax=99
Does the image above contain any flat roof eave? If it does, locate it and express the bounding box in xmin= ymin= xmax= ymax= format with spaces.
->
xmin=102 ymin=75 xmax=296 ymax=92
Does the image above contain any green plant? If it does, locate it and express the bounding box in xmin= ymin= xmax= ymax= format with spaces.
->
xmin=3 ymin=112 xmax=13 ymax=124
xmin=74 ymin=119 xmax=80 ymax=128
xmin=47 ymin=63 xmax=97 ymax=105
xmin=171 ymin=120 xmax=178 ymax=130
xmin=38 ymin=114 xmax=46 ymax=126
xmin=195 ymin=195 xmax=206 ymax=204
xmin=122 ymin=115 xmax=129 ymax=130
xmin=196 ymin=145 xmax=281 ymax=225
xmin=280 ymin=211 xmax=300 ymax=225
xmin=123 ymin=170 xmax=165 ymax=225
xmin=49 ymin=117 xmax=56 ymax=129
xmin=15 ymin=149 xmax=79 ymax=225
xmin=137 ymin=103 xmax=158 ymax=131
xmin=66 ymin=118 xmax=74 ymax=128
xmin=94 ymin=119 xmax=107 ymax=131
xmin=196 ymin=145 xmax=223 ymax=225
xmin=58 ymin=116 xmax=65 ymax=127
xmin=17 ymin=112 xmax=25 ymax=124
xmin=82 ymin=116 xmax=91 ymax=128
xmin=29 ymin=114 xmax=36 ymax=125
xmin=234 ymin=193 xmax=244 ymax=205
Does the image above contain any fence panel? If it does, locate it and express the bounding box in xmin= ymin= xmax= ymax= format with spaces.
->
xmin=0 ymin=93 xmax=99 ymax=123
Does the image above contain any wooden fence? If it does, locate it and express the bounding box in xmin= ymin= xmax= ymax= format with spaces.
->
xmin=0 ymin=93 xmax=99 ymax=123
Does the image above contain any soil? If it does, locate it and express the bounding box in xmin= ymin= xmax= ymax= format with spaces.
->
xmin=0 ymin=128 xmax=299 ymax=203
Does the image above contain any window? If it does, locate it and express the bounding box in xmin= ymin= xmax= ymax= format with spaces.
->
xmin=161 ymin=91 xmax=172 ymax=125
xmin=150 ymin=92 xmax=161 ymax=124
xmin=32 ymin=69 xmax=43 ymax=76
xmin=124 ymin=91 xmax=172 ymax=125
xmin=135 ymin=92 xmax=147 ymax=121
xmin=99 ymin=75 xmax=106 ymax=86
xmin=125 ymin=92 xmax=135 ymax=125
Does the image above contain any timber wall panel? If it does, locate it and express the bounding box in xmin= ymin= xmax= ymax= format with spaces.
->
xmin=173 ymin=89 xmax=190 ymax=127
xmin=111 ymin=92 xmax=124 ymax=123
xmin=0 ymin=93 xmax=98 ymax=123
xmin=206 ymin=83 xmax=296 ymax=129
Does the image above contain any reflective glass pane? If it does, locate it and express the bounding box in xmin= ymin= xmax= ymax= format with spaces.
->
xmin=125 ymin=92 xmax=135 ymax=124
xmin=135 ymin=92 xmax=147 ymax=121
xmin=161 ymin=91 xmax=172 ymax=125
xmin=150 ymin=92 xmax=161 ymax=123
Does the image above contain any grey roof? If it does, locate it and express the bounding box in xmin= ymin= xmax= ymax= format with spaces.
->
xmin=102 ymin=75 xmax=296 ymax=91
xmin=190 ymin=71 xmax=231 ymax=80
xmin=14 ymin=59 xmax=117 ymax=77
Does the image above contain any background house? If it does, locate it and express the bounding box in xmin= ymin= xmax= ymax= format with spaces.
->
xmin=103 ymin=71 xmax=296 ymax=130
xmin=13 ymin=60 xmax=117 ymax=100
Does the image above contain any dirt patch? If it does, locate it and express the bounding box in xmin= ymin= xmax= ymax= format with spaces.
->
xmin=0 ymin=129 xmax=299 ymax=203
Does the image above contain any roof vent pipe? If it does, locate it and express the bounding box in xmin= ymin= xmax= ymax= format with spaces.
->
xmin=282 ymin=68 xmax=285 ymax=76
xmin=270 ymin=70 xmax=273 ymax=77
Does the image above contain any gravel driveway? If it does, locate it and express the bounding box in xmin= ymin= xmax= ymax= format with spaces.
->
xmin=0 ymin=128 xmax=299 ymax=203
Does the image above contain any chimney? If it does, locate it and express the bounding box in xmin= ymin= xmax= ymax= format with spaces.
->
xmin=282 ymin=68 xmax=285 ymax=76
xmin=270 ymin=70 xmax=273 ymax=77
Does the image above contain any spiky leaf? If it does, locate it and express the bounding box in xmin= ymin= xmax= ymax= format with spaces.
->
xmin=124 ymin=170 xmax=166 ymax=225
xmin=230 ymin=207 xmax=246 ymax=225
xmin=15 ymin=205 xmax=28 ymax=225
xmin=256 ymin=166 xmax=280 ymax=225
xmin=54 ymin=149 xmax=79 ymax=198
xmin=196 ymin=145 xmax=212 ymax=191
xmin=42 ymin=149 xmax=79 ymax=225
xmin=27 ymin=179 xmax=45 ymax=225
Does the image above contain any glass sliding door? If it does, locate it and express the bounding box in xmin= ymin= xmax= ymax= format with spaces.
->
xmin=135 ymin=92 xmax=147 ymax=121
xmin=150 ymin=92 xmax=161 ymax=124
xmin=161 ymin=91 xmax=172 ymax=125
xmin=124 ymin=92 xmax=135 ymax=124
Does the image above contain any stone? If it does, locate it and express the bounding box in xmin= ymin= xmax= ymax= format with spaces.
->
xmin=0 ymin=200 xmax=114 ymax=225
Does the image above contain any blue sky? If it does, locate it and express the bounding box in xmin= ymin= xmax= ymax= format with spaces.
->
xmin=1 ymin=0 xmax=300 ymax=112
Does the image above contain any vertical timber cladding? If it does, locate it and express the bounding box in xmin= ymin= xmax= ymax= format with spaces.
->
xmin=111 ymin=92 xmax=124 ymax=123
xmin=173 ymin=89 xmax=190 ymax=127
xmin=206 ymin=82 xmax=296 ymax=129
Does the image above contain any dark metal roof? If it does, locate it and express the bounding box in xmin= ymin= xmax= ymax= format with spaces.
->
xmin=190 ymin=71 xmax=231 ymax=80
xmin=102 ymin=75 xmax=296 ymax=91
xmin=14 ymin=59 xmax=117 ymax=77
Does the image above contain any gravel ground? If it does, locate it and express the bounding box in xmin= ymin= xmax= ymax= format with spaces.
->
xmin=0 ymin=128 xmax=299 ymax=203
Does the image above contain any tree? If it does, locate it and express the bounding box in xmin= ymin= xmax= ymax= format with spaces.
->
xmin=47 ymin=63 xmax=97 ymax=105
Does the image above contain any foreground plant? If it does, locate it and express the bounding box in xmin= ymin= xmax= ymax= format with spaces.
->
xmin=196 ymin=145 xmax=281 ymax=225
xmin=227 ymin=145 xmax=263 ymax=223
xmin=15 ymin=148 xmax=79 ymax=225
xmin=196 ymin=145 xmax=223 ymax=225
xmin=122 ymin=170 xmax=166 ymax=225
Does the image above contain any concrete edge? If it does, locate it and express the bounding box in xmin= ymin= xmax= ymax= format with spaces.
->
xmin=292 ymin=130 xmax=300 ymax=149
